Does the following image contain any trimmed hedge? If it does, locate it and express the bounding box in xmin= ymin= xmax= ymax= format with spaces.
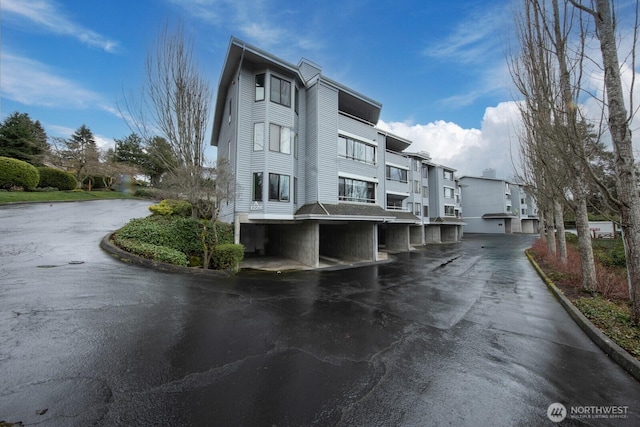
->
xmin=211 ymin=244 xmax=245 ymax=272
xmin=0 ymin=156 xmax=40 ymax=191
xmin=112 ymin=235 xmax=188 ymax=266
xmin=149 ymin=199 xmax=192 ymax=217
xmin=114 ymin=215 xmax=235 ymax=261
xmin=37 ymin=167 xmax=77 ymax=190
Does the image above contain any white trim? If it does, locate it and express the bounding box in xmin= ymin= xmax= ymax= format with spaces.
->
xmin=386 ymin=190 xmax=410 ymax=197
xmin=338 ymin=130 xmax=377 ymax=146
xmin=385 ymin=161 xmax=409 ymax=170
xmin=338 ymin=171 xmax=379 ymax=183
xmin=247 ymin=213 xmax=295 ymax=220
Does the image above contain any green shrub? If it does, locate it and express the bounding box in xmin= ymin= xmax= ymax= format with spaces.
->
xmin=0 ymin=156 xmax=40 ymax=191
xmin=37 ymin=167 xmax=77 ymax=190
xmin=115 ymin=216 xmax=202 ymax=254
xmin=594 ymin=238 xmax=627 ymax=267
xmin=564 ymin=232 xmax=579 ymax=245
xmin=211 ymin=244 xmax=245 ymax=272
xmin=134 ymin=188 xmax=158 ymax=199
xmin=113 ymin=235 xmax=188 ymax=266
xmin=149 ymin=199 xmax=192 ymax=217
xmin=114 ymin=216 xmax=238 ymax=270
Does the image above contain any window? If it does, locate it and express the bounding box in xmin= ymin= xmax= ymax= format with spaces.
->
xmin=414 ymin=160 xmax=419 ymax=171
xmin=295 ymin=86 xmax=299 ymax=114
xmin=255 ymin=74 xmax=265 ymax=101
xmin=293 ymin=177 xmax=298 ymax=204
xmin=338 ymin=135 xmax=376 ymax=165
xmin=386 ymin=196 xmax=404 ymax=210
xmin=228 ymin=99 xmax=232 ymax=124
xmin=270 ymin=75 xmax=291 ymax=107
xmin=269 ymin=173 xmax=290 ymax=201
xmin=444 ymin=187 xmax=455 ymax=198
xmin=338 ymin=177 xmax=375 ymax=203
xmin=423 ymin=186 xmax=428 ymax=195
xmin=443 ymin=169 xmax=454 ymax=180
xmin=408 ymin=202 xmax=413 ymax=212
xmin=422 ymin=167 xmax=428 ymax=179
xmin=270 ymin=124 xmax=291 ymax=154
xmin=444 ymin=205 xmax=455 ymax=216
xmin=252 ymin=172 xmax=263 ymax=201
xmin=423 ymin=205 xmax=429 ymax=218
xmin=253 ymin=123 xmax=264 ymax=151
xmin=507 ymin=205 xmax=512 ymax=212
xmin=414 ymin=180 xmax=420 ymax=194
xmin=386 ymin=165 xmax=408 ymax=183
xmin=414 ymin=203 xmax=421 ymax=216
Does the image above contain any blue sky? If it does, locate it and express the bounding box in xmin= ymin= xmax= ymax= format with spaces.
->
xmin=0 ymin=0 xmax=561 ymax=177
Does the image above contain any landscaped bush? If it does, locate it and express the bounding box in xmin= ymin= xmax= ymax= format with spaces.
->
xmin=134 ymin=188 xmax=158 ymax=199
xmin=0 ymin=156 xmax=40 ymax=191
xmin=211 ymin=244 xmax=245 ymax=272
xmin=148 ymin=199 xmax=192 ymax=217
xmin=37 ymin=166 xmax=77 ymax=190
xmin=114 ymin=216 xmax=235 ymax=269
xmin=112 ymin=235 xmax=188 ymax=266
xmin=593 ymin=238 xmax=627 ymax=268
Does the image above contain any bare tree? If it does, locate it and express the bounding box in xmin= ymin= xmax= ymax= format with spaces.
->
xmin=121 ymin=23 xmax=211 ymax=217
xmin=569 ymin=0 xmax=640 ymax=322
xmin=510 ymin=0 xmax=599 ymax=289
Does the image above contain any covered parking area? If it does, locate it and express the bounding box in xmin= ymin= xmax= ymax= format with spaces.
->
xmin=240 ymin=203 xmax=395 ymax=268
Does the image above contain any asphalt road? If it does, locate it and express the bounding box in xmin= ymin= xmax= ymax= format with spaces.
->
xmin=1 ymin=200 xmax=639 ymax=426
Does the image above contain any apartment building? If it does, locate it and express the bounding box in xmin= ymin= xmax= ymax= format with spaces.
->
xmin=211 ymin=37 xmax=463 ymax=267
xmin=459 ymin=169 xmax=538 ymax=234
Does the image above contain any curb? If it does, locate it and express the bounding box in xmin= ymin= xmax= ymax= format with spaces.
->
xmin=100 ymin=233 xmax=232 ymax=278
xmin=525 ymin=250 xmax=640 ymax=382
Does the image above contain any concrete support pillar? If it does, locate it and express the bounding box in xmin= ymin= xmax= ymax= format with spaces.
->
xmin=386 ymin=224 xmax=410 ymax=251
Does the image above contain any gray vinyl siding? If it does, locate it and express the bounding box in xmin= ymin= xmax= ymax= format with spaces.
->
xmin=217 ymin=69 xmax=241 ymax=223
xmin=304 ymin=83 xmax=318 ymax=203
xmin=294 ymin=84 xmax=306 ymax=209
xmin=317 ymin=81 xmax=339 ymax=203
xmin=231 ymin=67 xmax=255 ymax=214
xmin=428 ymin=165 xmax=443 ymax=218
xmin=337 ymin=114 xmax=377 ymax=141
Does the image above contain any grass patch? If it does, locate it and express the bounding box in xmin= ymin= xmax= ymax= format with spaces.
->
xmin=574 ymin=296 xmax=640 ymax=359
xmin=0 ymin=190 xmax=137 ymax=204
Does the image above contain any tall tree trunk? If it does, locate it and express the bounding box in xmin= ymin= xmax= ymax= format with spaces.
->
xmin=554 ymin=200 xmax=567 ymax=264
xmin=574 ymin=197 xmax=597 ymax=291
xmin=590 ymin=0 xmax=640 ymax=322
xmin=546 ymin=206 xmax=557 ymax=258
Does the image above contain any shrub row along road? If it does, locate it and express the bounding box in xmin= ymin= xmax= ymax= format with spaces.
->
xmin=1 ymin=200 xmax=639 ymax=426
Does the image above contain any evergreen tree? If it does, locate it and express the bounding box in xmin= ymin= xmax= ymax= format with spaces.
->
xmin=0 ymin=112 xmax=49 ymax=165
xmin=61 ymin=124 xmax=100 ymax=187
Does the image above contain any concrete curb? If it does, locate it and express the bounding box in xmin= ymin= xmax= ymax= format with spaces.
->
xmin=525 ymin=250 xmax=640 ymax=382
xmin=100 ymin=233 xmax=232 ymax=278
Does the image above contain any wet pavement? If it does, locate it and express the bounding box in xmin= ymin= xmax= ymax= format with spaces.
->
xmin=1 ymin=200 xmax=639 ymax=426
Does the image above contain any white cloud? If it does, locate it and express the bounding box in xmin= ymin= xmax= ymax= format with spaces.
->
xmin=0 ymin=53 xmax=101 ymax=108
xmin=2 ymin=0 xmax=119 ymax=53
xmin=378 ymin=101 xmax=523 ymax=179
